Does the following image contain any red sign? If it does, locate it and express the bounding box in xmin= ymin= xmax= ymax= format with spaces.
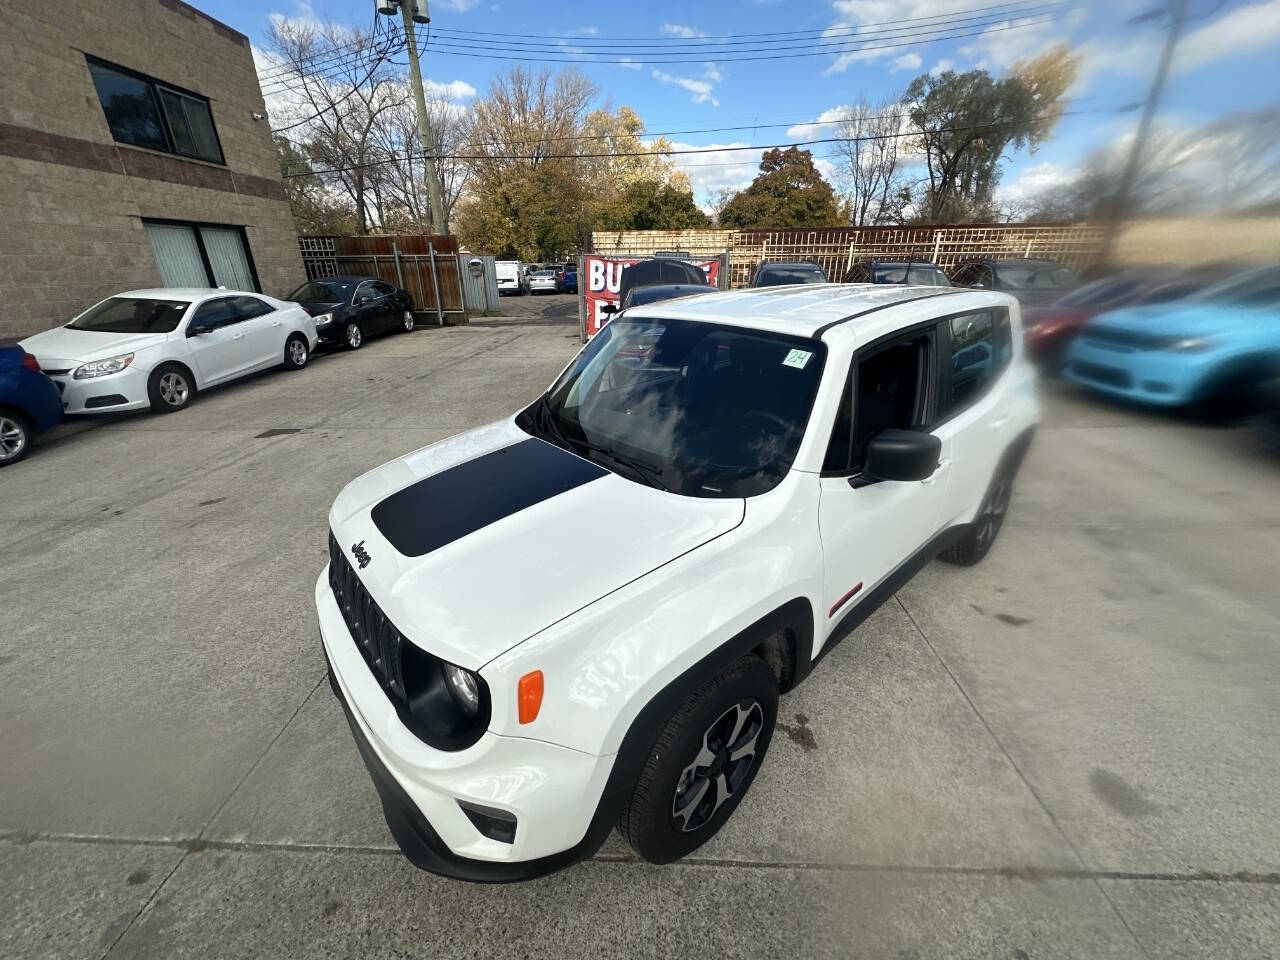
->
xmin=583 ymin=256 xmax=721 ymax=337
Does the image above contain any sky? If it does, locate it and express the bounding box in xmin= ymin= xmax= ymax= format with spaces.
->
xmin=203 ymin=0 xmax=1280 ymax=211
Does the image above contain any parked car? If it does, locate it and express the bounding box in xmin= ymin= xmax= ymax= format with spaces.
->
xmin=620 ymin=283 xmax=720 ymax=310
xmin=528 ymin=270 xmax=562 ymax=295
xmin=843 ymin=258 xmax=951 ymax=286
xmin=562 ymin=266 xmax=578 ymax=295
xmin=287 ymin=276 xmax=415 ymax=350
xmin=496 ymin=261 xmax=527 ymax=296
xmin=751 ymin=261 xmax=829 ymax=287
xmin=0 ymin=346 xmax=63 ymax=467
xmin=1022 ymin=269 xmax=1210 ymax=370
xmin=317 ymin=285 xmax=1037 ymax=879
xmin=1064 ymin=265 xmax=1280 ymax=411
xmin=20 ymin=289 xmax=317 ymax=415
xmin=617 ymin=258 xmax=713 ymax=307
xmin=949 ymin=258 xmax=1077 ymax=306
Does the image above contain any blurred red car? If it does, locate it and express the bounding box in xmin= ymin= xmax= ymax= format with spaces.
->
xmin=1023 ymin=271 xmax=1209 ymax=370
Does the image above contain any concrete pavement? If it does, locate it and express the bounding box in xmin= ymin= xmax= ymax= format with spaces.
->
xmin=2 ymin=296 xmax=1277 ymax=958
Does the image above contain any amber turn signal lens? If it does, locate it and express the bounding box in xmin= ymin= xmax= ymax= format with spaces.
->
xmin=517 ymin=670 xmax=543 ymax=725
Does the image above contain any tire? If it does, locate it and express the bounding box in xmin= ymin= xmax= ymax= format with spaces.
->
xmin=399 ymin=309 xmax=415 ymax=333
xmin=343 ymin=321 xmax=364 ymax=350
xmin=282 ymin=333 xmax=309 ymax=370
xmin=0 ymin=409 xmax=33 ymax=467
xmin=147 ymin=363 xmax=194 ymax=414
xmin=939 ymin=464 xmax=1014 ymax=566
xmin=619 ymin=655 xmax=778 ymax=864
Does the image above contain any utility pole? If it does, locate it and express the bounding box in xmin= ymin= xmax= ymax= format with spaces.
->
xmin=1099 ymin=0 xmax=1189 ymax=264
xmin=377 ymin=0 xmax=446 ymax=235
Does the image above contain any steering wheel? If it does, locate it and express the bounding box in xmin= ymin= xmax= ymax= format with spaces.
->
xmin=742 ymin=410 xmax=793 ymax=432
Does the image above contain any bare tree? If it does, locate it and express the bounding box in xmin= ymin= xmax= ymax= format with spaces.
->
xmin=266 ymin=18 xmax=405 ymax=234
xmin=833 ymin=98 xmax=910 ymax=225
xmin=368 ymin=89 xmax=472 ymax=232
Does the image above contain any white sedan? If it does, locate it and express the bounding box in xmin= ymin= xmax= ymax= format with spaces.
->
xmin=20 ymin=289 xmax=318 ymax=415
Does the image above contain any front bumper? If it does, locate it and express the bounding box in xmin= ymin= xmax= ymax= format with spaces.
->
xmin=46 ymin=365 xmax=152 ymax=414
xmin=316 ymin=569 xmax=616 ymax=881
xmin=1064 ymin=340 xmax=1219 ymax=407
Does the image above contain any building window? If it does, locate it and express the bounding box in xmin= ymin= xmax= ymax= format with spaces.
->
xmin=143 ymin=220 xmax=258 ymax=291
xmin=87 ymin=57 xmax=225 ymax=164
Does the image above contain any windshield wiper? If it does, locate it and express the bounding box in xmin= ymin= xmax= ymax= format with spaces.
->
xmin=572 ymin=438 xmax=670 ymax=492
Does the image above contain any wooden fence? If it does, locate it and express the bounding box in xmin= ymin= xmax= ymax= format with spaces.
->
xmin=298 ymin=235 xmax=465 ymax=322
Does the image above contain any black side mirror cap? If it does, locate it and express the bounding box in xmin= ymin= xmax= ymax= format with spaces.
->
xmin=861 ymin=428 xmax=941 ymax=483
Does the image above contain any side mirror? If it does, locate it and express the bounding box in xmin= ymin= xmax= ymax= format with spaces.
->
xmin=861 ymin=428 xmax=941 ymax=483
xmin=187 ymin=322 xmax=212 ymax=336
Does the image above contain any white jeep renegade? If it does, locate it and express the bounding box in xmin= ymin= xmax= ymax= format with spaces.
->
xmin=317 ymin=284 xmax=1039 ymax=881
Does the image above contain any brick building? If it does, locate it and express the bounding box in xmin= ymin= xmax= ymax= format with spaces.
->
xmin=0 ymin=0 xmax=304 ymax=340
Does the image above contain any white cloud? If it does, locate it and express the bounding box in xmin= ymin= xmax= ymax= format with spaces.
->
xmin=1176 ymin=0 xmax=1280 ymax=72
xmin=575 ymin=25 xmax=599 ymax=36
xmin=890 ymin=52 xmax=922 ymax=73
xmin=662 ymin=140 xmax=762 ymax=199
xmin=437 ymin=0 xmax=480 ymax=11
xmin=617 ymin=57 xmax=642 ymax=70
xmin=661 ymin=23 xmax=706 ymax=38
xmin=786 ymin=105 xmax=853 ymax=140
xmin=423 ymin=78 xmax=477 ymax=100
xmin=822 ymin=0 xmax=987 ymax=74
xmin=929 ymin=58 xmax=954 ymax=77
xmin=651 ymin=63 xmax=722 ymax=106
xmin=995 ymin=161 xmax=1074 ymax=206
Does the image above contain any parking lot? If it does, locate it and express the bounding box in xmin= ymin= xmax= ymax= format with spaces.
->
xmin=3 ymin=292 xmax=1278 ymax=959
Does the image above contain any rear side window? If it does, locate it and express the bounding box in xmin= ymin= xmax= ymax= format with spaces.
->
xmin=942 ymin=309 xmax=1012 ymax=416
xmin=231 ymin=295 xmax=273 ymax=320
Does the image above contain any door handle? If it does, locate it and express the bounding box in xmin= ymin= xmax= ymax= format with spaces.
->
xmin=233 ymin=332 xmax=245 ymax=340
xmin=990 ymin=416 xmax=1010 ymax=430
xmin=921 ymin=459 xmax=951 ymax=484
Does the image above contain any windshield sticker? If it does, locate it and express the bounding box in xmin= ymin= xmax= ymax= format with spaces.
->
xmin=782 ymin=349 xmax=813 ymax=369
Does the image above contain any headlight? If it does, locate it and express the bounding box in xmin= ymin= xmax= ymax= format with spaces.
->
xmin=312 ymin=312 xmax=334 ymax=325
xmin=73 ymin=353 xmax=134 ymax=379
xmin=443 ymin=663 xmax=481 ymax=714
xmin=1166 ymin=337 xmax=1213 ymax=352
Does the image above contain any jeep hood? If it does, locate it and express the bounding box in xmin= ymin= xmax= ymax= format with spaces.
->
xmin=328 ymin=418 xmax=744 ymax=670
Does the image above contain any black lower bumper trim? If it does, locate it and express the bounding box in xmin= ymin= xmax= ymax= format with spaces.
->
xmin=324 ymin=652 xmax=615 ymax=883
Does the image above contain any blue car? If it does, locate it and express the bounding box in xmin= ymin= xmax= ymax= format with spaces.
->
xmin=562 ymin=267 xmax=578 ymax=294
xmin=0 ymin=344 xmax=63 ymax=466
xmin=1064 ymin=266 xmax=1280 ymax=409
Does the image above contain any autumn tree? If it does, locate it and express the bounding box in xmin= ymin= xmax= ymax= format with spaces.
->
xmin=718 ymin=147 xmax=842 ymax=228
xmin=904 ymin=46 xmax=1079 ymax=222
xmin=599 ymin=179 xmax=710 ymax=230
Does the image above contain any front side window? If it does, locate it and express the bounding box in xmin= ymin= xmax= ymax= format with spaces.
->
xmin=70 ymin=297 xmax=189 ymax=334
xmin=519 ymin=317 xmax=827 ymax=498
xmin=190 ymin=298 xmax=239 ymax=330
xmin=87 ymin=58 xmax=223 ymax=164
xmin=943 ymin=309 xmax=1012 ymax=416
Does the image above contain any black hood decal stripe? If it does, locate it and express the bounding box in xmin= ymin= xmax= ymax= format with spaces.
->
xmin=370 ymin=437 xmax=607 ymax=557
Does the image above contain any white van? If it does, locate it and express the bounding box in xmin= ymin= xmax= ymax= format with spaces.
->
xmin=496 ymin=261 xmax=526 ymax=296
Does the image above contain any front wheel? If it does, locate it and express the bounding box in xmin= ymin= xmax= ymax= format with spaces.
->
xmin=0 ymin=410 xmax=33 ymax=467
xmin=283 ymin=333 xmax=309 ymax=370
xmin=399 ymin=309 xmax=415 ymax=333
xmin=147 ymin=364 xmax=194 ymax=413
xmin=618 ymin=655 xmax=778 ymax=864
xmin=343 ymin=322 xmax=364 ymax=350
xmin=939 ymin=466 xmax=1013 ymax=566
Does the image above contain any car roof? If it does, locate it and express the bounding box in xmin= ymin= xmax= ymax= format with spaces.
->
xmin=303 ymin=275 xmax=381 ymax=285
xmin=757 ymin=261 xmax=824 ymax=269
xmin=623 ymin=284 xmax=1014 ymax=341
xmin=113 ymin=288 xmax=262 ymax=300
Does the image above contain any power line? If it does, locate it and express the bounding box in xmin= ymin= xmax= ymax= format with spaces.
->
xmin=428 ymin=0 xmax=1063 ymax=43
xmin=284 ymin=108 xmax=1109 ymax=179
xmin=414 ymin=15 xmax=1065 ymax=65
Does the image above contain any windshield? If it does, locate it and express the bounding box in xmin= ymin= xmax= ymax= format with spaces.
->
xmin=69 ymin=297 xmax=189 ymax=333
xmin=288 ymin=280 xmax=348 ymax=302
xmin=872 ymin=264 xmax=951 ymax=286
xmin=993 ymin=263 xmax=1076 ymax=290
xmin=518 ymin=316 xmax=826 ymax=498
xmin=627 ymin=285 xmax=713 ymax=307
xmin=1189 ymin=268 xmax=1280 ymax=305
xmin=755 ymin=266 xmax=826 ymax=286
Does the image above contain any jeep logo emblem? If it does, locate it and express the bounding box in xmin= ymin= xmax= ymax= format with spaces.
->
xmin=351 ymin=541 xmax=372 ymax=569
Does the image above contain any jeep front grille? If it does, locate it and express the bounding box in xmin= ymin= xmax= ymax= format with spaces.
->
xmin=328 ymin=531 xmax=407 ymax=705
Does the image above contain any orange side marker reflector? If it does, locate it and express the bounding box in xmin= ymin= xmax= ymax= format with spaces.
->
xmin=518 ymin=670 xmax=544 ymax=724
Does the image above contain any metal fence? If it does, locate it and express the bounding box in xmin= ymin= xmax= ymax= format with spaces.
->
xmin=590 ymin=224 xmax=1107 ymax=288
xmin=298 ymin=235 xmax=465 ymax=323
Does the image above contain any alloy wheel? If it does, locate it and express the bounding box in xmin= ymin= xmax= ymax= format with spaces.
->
xmin=975 ymin=475 xmax=1010 ymax=550
xmin=346 ymin=324 xmax=363 ymax=348
xmin=402 ymin=310 xmax=415 ymax=332
xmin=289 ymin=339 xmax=308 ymax=366
xmin=159 ymin=371 xmax=189 ymax=407
xmin=0 ymin=416 xmax=26 ymax=461
xmin=671 ymin=700 xmax=764 ymax=832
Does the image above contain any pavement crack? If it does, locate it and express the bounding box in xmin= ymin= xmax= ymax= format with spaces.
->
xmin=895 ymin=594 xmax=1154 ymax=959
